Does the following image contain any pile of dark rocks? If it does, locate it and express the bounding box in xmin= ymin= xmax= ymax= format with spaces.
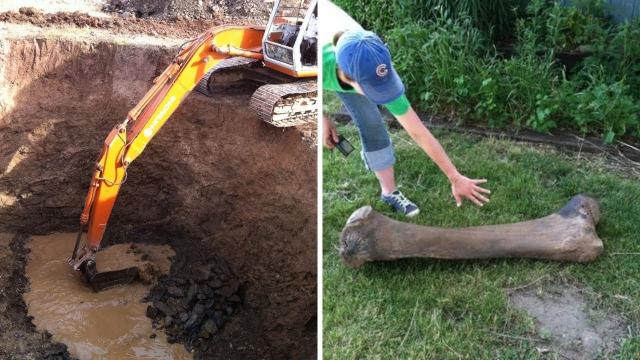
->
xmin=145 ymin=254 xmax=242 ymax=350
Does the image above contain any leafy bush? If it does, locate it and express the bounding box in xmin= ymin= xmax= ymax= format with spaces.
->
xmin=330 ymin=0 xmax=640 ymax=143
xmin=568 ymin=66 xmax=640 ymax=141
xmin=499 ymin=53 xmax=561 ymax=130
xmin=333 ymin=0 xmax=527 ymax=41
xmin=387 ymin=10 xmax=564 ymax=132
xmin=521 ymin=0 xmax=609 ymax=53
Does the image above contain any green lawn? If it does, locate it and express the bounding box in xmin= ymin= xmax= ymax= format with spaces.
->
xmin=323 ymin=123 xmax=640 ymax=359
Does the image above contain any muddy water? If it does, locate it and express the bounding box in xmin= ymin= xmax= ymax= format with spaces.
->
xmin=24 ymin=233 xmax=192 ymax=360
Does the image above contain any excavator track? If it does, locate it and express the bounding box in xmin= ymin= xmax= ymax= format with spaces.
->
xmin=195 ymin=57 xmax=317 ymax=127
xmin=194 ymin=57 xmax=260 ymax=96
xmin=250 ymin=79 xmax=317 ymax=127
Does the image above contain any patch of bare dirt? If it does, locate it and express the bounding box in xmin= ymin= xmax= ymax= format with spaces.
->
xmin=509 ymin=284 xmax=628 ymax=359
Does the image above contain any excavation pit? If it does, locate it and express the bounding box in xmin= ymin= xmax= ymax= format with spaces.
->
xmin=0 ymin=23 xmax=316 ymax=359
xmin=25 ymin=233 xmax=189 ymax=359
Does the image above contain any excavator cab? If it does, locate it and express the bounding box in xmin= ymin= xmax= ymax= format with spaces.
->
xmin=263 ymin=0 xmax=318 ymax=74
xmin=196 ymin=0 xmax=318 ymax=126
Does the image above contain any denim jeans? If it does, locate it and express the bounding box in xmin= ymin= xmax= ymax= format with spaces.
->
xmin=337 ymin=92 xmax=395 ymax=171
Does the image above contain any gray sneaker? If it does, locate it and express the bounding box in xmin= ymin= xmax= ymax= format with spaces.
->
xmin=381 ymin=190 xmax=420 ymax=217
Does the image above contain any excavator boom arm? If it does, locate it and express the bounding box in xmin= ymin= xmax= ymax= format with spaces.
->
xmin=76 ymin=26 xmax=265 ymax=253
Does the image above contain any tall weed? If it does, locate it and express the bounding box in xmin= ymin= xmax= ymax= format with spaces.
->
xmin=333 ymin=0 xmax=525 ymax=41
xmin=570 ymin=66 xmax=640 ymax=142
xmin=386 ymin=10 xmax=486 ymax=116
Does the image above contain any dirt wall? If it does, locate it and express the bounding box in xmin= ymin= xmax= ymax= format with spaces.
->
xmin=0 ymin=27 xmax=316 ymax=359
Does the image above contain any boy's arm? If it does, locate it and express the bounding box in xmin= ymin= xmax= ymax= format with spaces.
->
xmin=394 ymin=106 xmax=490 ymax=207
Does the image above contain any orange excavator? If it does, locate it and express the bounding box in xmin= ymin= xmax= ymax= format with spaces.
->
xmin=68 ymin=0 xmax=318 ymax=291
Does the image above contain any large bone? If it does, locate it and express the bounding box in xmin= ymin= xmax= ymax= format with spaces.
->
xmin=339 ymin=194 xmax=603 ymax=268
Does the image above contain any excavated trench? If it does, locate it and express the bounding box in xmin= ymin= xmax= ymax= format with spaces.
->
xmin=0 ymin=24 xmax=316 ymax=359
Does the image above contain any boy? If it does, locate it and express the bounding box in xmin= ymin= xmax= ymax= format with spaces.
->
xmin=321 ymin=0 xmax=490 ymax=217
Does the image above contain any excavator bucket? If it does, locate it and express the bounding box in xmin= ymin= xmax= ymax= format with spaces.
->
xmin=70 ymin=230 xmax=140 ymax=292
xmin=80 ymin=258 xmax=140 ymax=292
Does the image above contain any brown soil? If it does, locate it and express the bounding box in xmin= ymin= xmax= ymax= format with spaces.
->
xmin=103 ymin=0 xmax=271 ymax=20
xmin=0 ymin=20 xmax=316 ymax=360
xmin=0 ymin=7 xmax=257 ymax=38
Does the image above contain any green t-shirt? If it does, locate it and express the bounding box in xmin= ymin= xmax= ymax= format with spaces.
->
xmin=322 ymin=43 xmax=410 ymax=116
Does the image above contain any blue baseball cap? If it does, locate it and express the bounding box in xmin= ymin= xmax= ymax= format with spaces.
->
xmin=335 ymin=30 xmax=404 ymax=104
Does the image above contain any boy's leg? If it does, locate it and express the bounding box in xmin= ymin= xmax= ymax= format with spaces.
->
xmin=336 ymin=92 xmax=396 ymax=194
xmin=374 ymin=167 xmax=396 ymax=196
xmin=337 ymin=92 xmax=419 ymax=217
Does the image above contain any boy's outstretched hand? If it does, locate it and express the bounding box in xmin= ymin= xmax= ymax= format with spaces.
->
xmin=450 ymin=175 xmax=490 ymax=207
